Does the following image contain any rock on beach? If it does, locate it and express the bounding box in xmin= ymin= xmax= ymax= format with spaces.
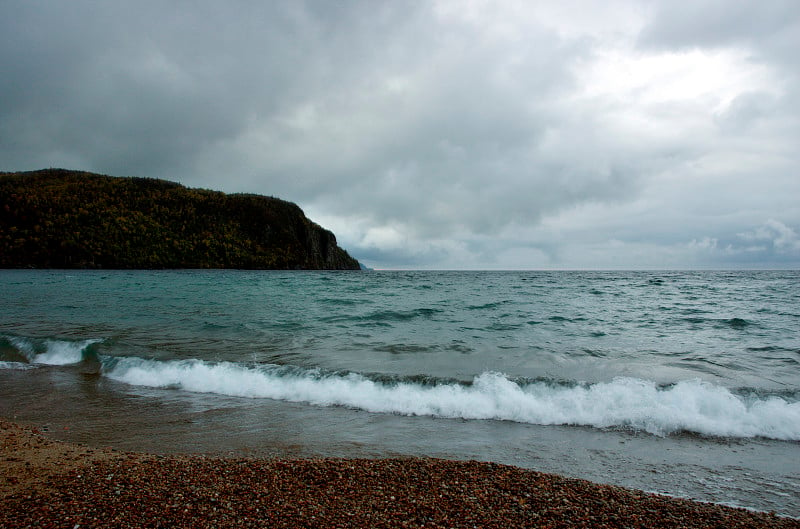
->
xmin=2 ymin=418 xmax=798 ymax=528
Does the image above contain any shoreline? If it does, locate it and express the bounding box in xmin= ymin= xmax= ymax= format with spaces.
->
xmin=3 ymin=418 xmax=798 ymax=528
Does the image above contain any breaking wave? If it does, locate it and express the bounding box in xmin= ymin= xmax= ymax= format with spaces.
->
xmin=0 ymin=361 xmax=37 ymax=370
xmin=3 ymin=334 xmax=798 ymax=441
xmin=0 ymin=335 xmax=101 ymax=365
xmin=102 ymin=356 xmax=800 ymax=441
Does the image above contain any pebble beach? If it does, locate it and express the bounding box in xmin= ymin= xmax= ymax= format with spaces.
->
xmin=2 ymin=418 xmax=798 ymax=528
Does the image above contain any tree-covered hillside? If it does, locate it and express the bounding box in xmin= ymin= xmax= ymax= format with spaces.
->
xmin=0 ymin=169 xmax=360 ymax=270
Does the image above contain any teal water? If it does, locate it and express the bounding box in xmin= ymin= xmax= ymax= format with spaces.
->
xmin=1 ymin=270 xmax=799 ymax=515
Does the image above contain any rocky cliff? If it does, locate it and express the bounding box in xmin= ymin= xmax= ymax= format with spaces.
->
xmin=0 ymin=169 xmax=361 ymax=270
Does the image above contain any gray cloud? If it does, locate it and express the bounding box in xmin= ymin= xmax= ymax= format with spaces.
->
xmin=1 ymin=1 xmax=798 ymax=268
xmin=638 ymin=0 xmax=800 ymax=54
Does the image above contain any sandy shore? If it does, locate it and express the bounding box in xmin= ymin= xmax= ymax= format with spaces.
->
xmin=2 ymin=418 xmax=798 ymax=528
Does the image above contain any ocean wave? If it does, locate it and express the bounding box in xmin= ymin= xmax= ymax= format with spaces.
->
xmin=721 ymin=317 xmax=750 ymax=329
xmin=321 ymin=308 xmax=444 ymax=325
xmin=101 ymin=357 xmax=800 ymax=440
xmin=0 ymin=360 xmax=38 ymax=370
xmin=466 ymin=301 xmax=508 ymax=310
xmin=0 ymin=335 xmax=102 ymax=366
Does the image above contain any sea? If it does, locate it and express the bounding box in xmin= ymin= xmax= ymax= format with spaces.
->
xmin=1 ymin=269 xmax=798 ymax=516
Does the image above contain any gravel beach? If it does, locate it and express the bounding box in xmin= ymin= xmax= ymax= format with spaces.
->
xmin=2 ymin=418 xmax=798 ymax=528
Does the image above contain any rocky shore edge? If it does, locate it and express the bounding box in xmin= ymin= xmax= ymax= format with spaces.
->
xmin=2 ymin=418 xmax=797 ymax=528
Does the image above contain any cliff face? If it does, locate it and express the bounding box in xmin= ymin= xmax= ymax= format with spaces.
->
xmin=0 ymin=169 xmax=361 ymax=270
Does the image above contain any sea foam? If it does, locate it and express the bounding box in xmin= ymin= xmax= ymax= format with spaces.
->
xmin=0 ymin=361 xmax=37 ymax=370
xmin=6 ymin=336 xmax=100 ymax=365
xmin=103 ymin=357 xmax=800 ymax=440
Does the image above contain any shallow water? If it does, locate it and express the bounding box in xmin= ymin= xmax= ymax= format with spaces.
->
xmin=1 ymin=270 xmax=799 ymax=516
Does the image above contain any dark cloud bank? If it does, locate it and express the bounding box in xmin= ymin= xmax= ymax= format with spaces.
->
xmin=1 ymin=1 xmax=798 ymax=268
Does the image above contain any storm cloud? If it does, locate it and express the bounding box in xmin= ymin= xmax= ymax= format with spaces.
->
xmin=2 ymin=0 xmax=798 ymax=268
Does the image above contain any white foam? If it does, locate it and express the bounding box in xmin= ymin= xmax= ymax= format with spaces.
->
xmin=9 ymin=337 xmax=101 ymax=365
xmin=0 ymin=361 xmax=37 ymax=370
xmin=8 ymin=336 xmax=36 ymax=361
xmin=103 ymin=357 xmax=800 ymax=440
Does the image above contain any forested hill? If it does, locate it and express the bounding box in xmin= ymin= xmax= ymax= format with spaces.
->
xmin=0 ymin=169 xmax=361 ymax=270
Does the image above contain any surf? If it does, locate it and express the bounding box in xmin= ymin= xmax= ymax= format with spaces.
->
xmin=101 ymin=355 xmax=800 ymax=441
xmin=1 ymin=335 xmax=101 ymax=365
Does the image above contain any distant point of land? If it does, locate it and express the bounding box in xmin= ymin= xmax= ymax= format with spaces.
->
xmin=0 ymin=168 xmax=361 ymax=270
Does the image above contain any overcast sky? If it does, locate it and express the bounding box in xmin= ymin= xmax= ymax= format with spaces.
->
xmin=2 ymin=1 xmax=798 ymax=269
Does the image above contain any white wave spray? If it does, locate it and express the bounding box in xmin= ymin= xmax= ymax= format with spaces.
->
xmin=104 ymin=357 xmax=800 ymax=440
xmin=0 ymin=361 xmax=37 ymax=370
xmin=8 ymin=336 xmax=100 ymax=365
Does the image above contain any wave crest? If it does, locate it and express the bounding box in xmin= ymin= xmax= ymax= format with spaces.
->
xmin=1 ymin=335 xmax=101 ymax=365
xmin=102 ymin=357 xmax=800 ymax=440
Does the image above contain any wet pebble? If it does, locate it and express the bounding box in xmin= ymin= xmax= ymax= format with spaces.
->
xmin=2 ymin=419 xmax=799 ymax=528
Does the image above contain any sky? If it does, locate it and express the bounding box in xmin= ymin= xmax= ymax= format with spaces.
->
xmin=1 ymin=1 xmax=798 ymax=269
